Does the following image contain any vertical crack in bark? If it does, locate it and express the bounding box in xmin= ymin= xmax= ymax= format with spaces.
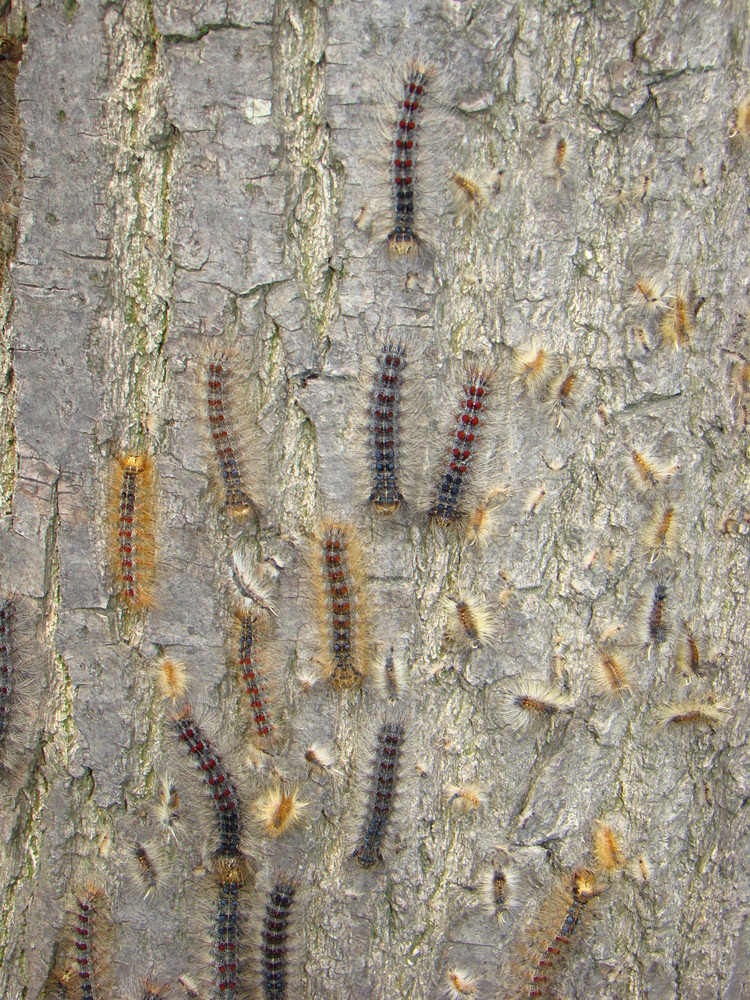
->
xmin=96 ymin=0 xmax=177 ymax=450
xmin=272 ymin=0 xmax=343 ymax=356
xmin=0 ymin=8 xmax=25 ymax=517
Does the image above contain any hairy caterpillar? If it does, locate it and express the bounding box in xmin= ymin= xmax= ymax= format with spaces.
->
xmin=254 ymin=876 xmax=299 ymax=1000
xmin=107 ymin=454 xmax=157 ymax=610
xmin=352 ymin=712 xmax=409 ymax=868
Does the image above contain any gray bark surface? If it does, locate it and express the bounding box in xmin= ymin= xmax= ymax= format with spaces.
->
xmin=1 ymin=0 xmax=749 ymax=998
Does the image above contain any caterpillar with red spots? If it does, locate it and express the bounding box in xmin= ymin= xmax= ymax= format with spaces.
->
xmin=351 ymin=711 xmax=410 ymax=869
xmin=70 ymin=887 xmax=110 ymax=1000
xmin=210 ymin=854 xmax=248 ymax=999
xmin=252 ymin=875 xmax=300 ymax=999
xmin=509 ymin=868 xmax=603 ymax=999
xmin=365 ymin=339 xmax=409 ymax=513
xmin=427 ymin=361 xmax=494 ymax=529
xmin=172 ymin=709 xmax=246 ymax=862
xmin=106 ymin=453 xmax=157 ymax=611
xmin=310 ymin=521 xmax=372 ymax=688
xmin=229 ymin=608 xmax=279 ymax=749
xmin=199 ymin=339 xmax=266 ymax=521
xmin=367 ymin=59 xmax=449 ymax=258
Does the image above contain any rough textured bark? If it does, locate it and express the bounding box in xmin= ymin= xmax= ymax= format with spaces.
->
xmin=1 ymin=0 xmax=750 ymax=998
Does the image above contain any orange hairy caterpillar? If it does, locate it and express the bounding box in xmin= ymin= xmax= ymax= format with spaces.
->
xmin=445 ymin=593 xmax=499 ymax=652
xmin=729 ymin=94 xmax=750 ymax=140
xmin=592 ymin=647 xmax=632 ymax=698
xmin=107 ymin=453 xmax=156 ymax=610
xmin=519 ymin=867 xmax=604 ymax=999
xmin=445 ymin=782 xmax=487 ymax=816
xmin=545 ymin=365 xmax=580 ymax=431
xmin=653 ymin=695 xmax=731 ymax=728
xmin=674 ymin=620 xmax=702 ymax=679
xmin=450 ymin=170 xmax=489 ymax=219
xmin=352 ymin=712 xmax=408 ymax=868
xmin=446 ymin=967 xmax=480 ymax=998
xmin=592 ymin=821 xmax=627 ymax=874
xmin=659 ymin=287 xmax=697 ymax=350
xmin=631 ymin=273 xmax=668 ymax=313
xmin=511 ymin=341 xmax=554 ymax=399
xmin=641 ymin=501 xmax=682 ymax=563
xmin=126 ymin=980 xmax=172 ymax=1000
xmin=541 ymin=132 xmax=575 ymax=190
xmin=71 ymin=887 xmax=109 ymax=1000
xmin=499 ymin=678 xmax=574 ymax=731
xmin=627 ymin=448 xmax=678 ymax=494
xmin=429 ymin=363 xmax=493 ymax=526
xmin=152 ymin=654 xmax=188 ymax=703
xmin=385 ymin=61 xmax=435 ymax=256
xmin=256 ymin=876 xmax=299 ymax=1000
xmin=202 ymin=342 xmax=265 ymax=520
xmin=311 ymin=521 xmax=371 ymax=687
xmin=253 ymin=781 xmax=308 ymax=838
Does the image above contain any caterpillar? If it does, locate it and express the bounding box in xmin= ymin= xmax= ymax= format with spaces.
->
xmin=107 ymin=453 xmax=157 ymax=611
xmin=386 ymin=62 xmax=434 ymax=256
xmin=366 ymin=340 xmax=408 ymax=513
xmin=635 ymin=582 xmax=669 ymax=655
xmin=201 ymin=342 xmax=265 ymax=520
xmin=352 ymin=713 xmax=408 ymax=868
xmin=511 ymin=868 xmax=603 ymax=999
xmin=212 ymin=855 xmax=246 ymax=999
xmin=256 ymin=876 xmax=299 ymax=1000
xmin=172 ymin=710 xmax=244 ymax=860
xmin=71 ymin=887 xmax=109 ymax=1000
xmin=499 ymin=678 xmax=574 ymax=732
xmin=310 ymin=522 xmax=371 ymax=688
xmin=478 ymin=857 xmax=521 ymax=924
xmin=125 ymin=839 xmax=168 ymax=901
xmin=230 ymin=607 xmax=278 ymax=749
xmin=428 ymin=363 xmax=493 ymax=527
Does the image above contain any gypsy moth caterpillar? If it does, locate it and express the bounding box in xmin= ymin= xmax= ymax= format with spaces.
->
xmin=253 ymin=781 xmax=308 ymax=839
xmin=729 ymin=93 xmax=750 ymax=140
xmin=511 ymin=341 xmax=554 ymax=399
xmin=592 ymin=821 xmax=627 ymax=874
xmin=450 ymin=170 xmax=489 ymax=219
xmin=516 ymin=867 xmax=603 ymax=999
xmin=640 ymin=501 xmax=682 ymax=563
xmin=152 ymin=654 xmax=188 ymax=703
xmin=499 ymin=678 xmax=574 ymax=732
xmin=446 ymin=967 xmax=479 ymax=998
xmin=229 ymin=606 xmax=279 ymax=750
xmin=210 ymin=854 xmax=248 ymax=999
xmin=199 ymin=340 xmax=266 ymax=520
xmin=653 ymin=694 xmax=731 ymax=728
xmin=478 ymin=857 xmax=521 ymax=924
xmin=631 ymin=273 xmax=668 ymax=314
xmin=364 ymin=339 xmax=410 ymax=514
xmin=376 ymin=60 xmax=439 ymax=257
xmin=352 ymin=711 xmax=409 ymax=868
xmin=428 ymin=362 xmax=494 ymax=528
xmin=310 ymin=521 xmax=372 ymax=688
xmin=674 ymin=620 xmax=702 ymax=680
xmin=627 ymin=448 xmax=678 ymax=494
xmin=541 ymin=132 xmax=576 ymax=190
xmin=445 ymin=782 xmax=486 ymax=816
xmin=172 ymin=709 xmax=245 ymax=861
xmin=107 ymin=453 xmax=157 ymax=611
xmin=255 ymin=875 xmax=299 ymax=1000
xmin=544 ymin=364 xmax=580 ymax=431
xmin=634 ymin=582 xmax=670 ymax=656
xmin=374 ymin=645 xmax=408 ymax=702
xmin=70 ymin=886 xmax=110 ymax=1000
xmin=445 ymin=594 xmax=499 ymax=652
xmin=659 ymin=287 xmax=697 ymax=350
xmin=592 ymin=647 xmax=632 ymax=699
xmin=125 ymin=839 xmax=169 ymax=901
xmin=152 ymin=772 xmax=182 ymax=842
